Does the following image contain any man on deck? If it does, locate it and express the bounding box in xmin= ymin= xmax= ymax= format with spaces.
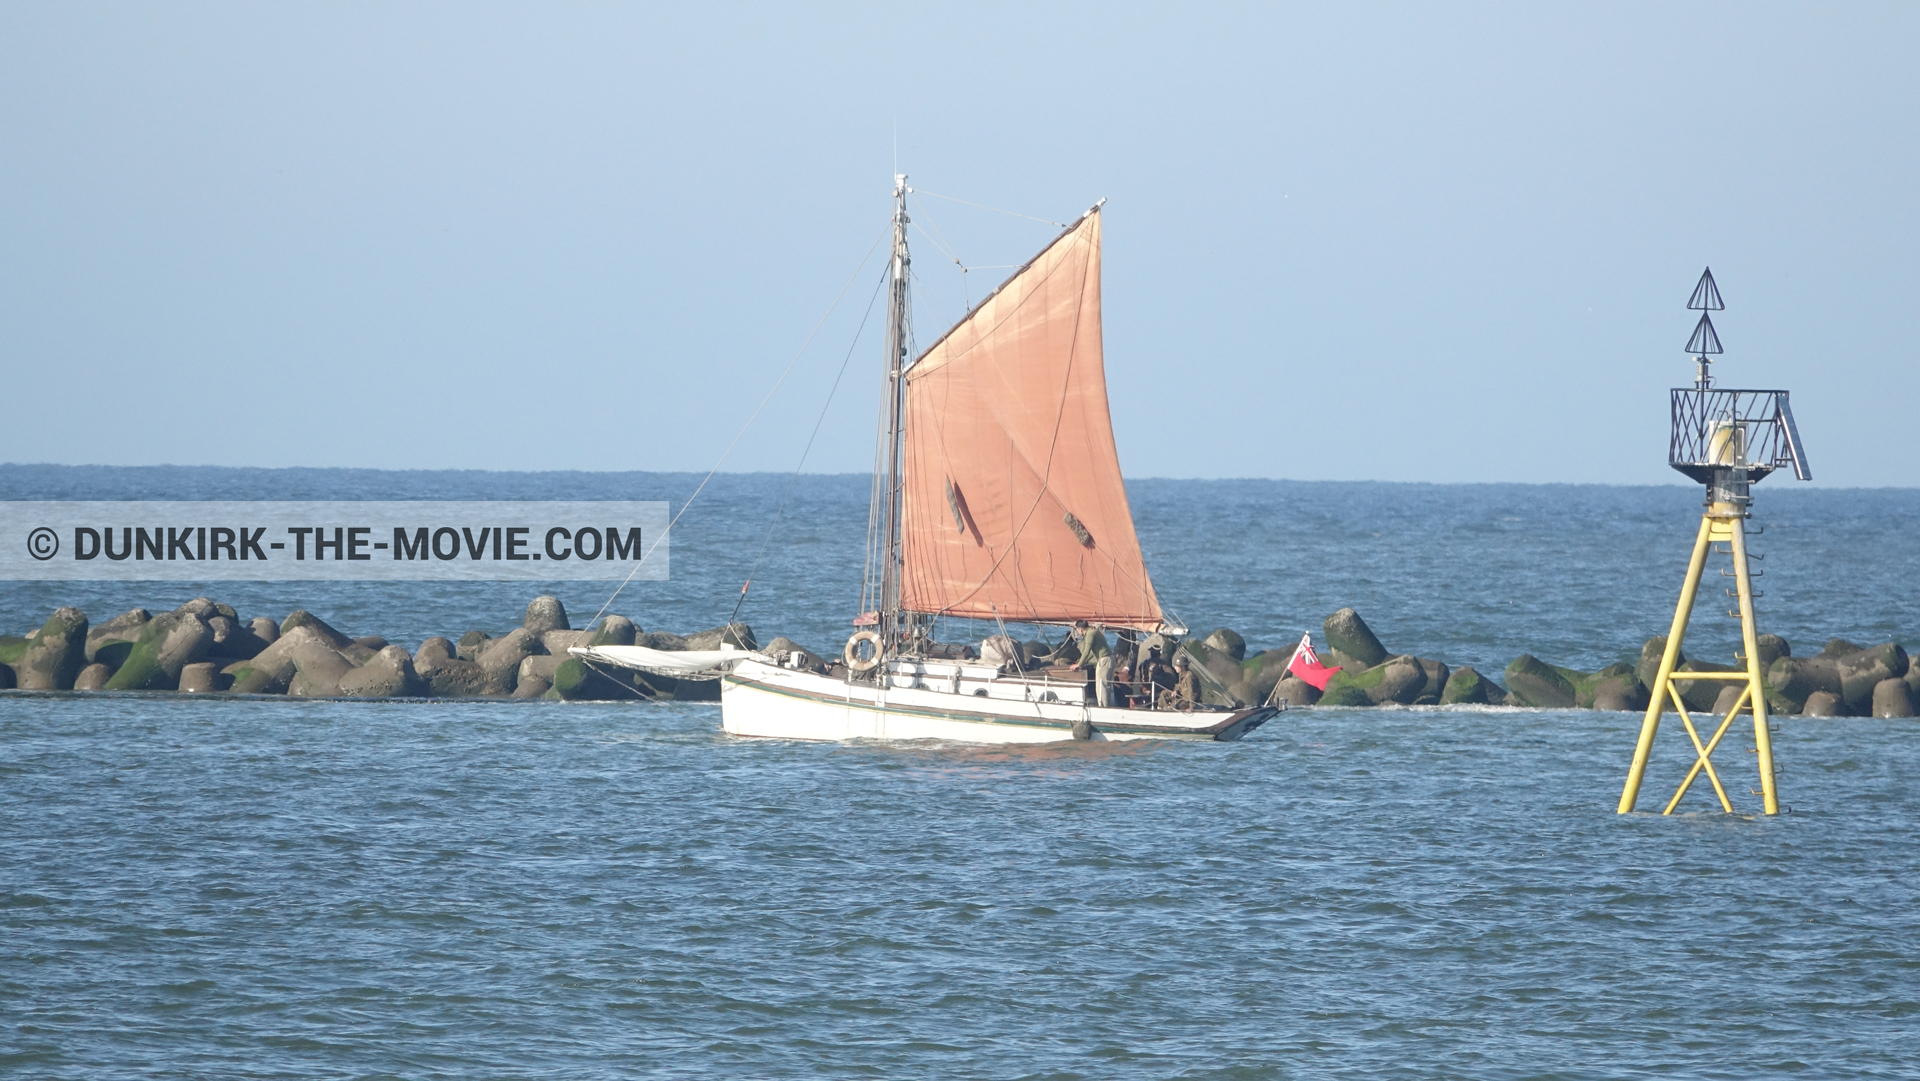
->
xmin=1071 ymin=620 xmax=1113 ymax=707
xmin=1137 ymin=645 xmax=1175 ymax=707
xmin=1164 ymin=652 xmax=1202 ymax=711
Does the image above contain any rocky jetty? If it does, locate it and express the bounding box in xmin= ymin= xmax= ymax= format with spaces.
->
xmin=3 ymin=597 xmax=1912 ymax=718
xmin=1155 ymin=607 xmax=1916 ymax=719
xmin=0 ymin=596 xmax=780 ymax=702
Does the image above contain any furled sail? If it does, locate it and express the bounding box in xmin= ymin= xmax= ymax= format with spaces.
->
xmin=899 ymin=208 xmax=1164 ymax=630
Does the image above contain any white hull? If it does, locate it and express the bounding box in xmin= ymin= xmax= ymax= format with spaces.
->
xmin=718 ymin=657 xmax=1274 ymax=744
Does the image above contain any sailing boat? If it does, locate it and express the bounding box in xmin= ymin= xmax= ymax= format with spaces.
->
xmin=579 ymin=177 xmax=1277 ymax=743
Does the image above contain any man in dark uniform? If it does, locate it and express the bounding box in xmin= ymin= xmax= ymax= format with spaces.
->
xmin=1138 ymin=645 xmax=1176 ymax=708
xmin=1164 ymin=652 xmax=1202 ymax=711
xmin=1112 ymin=651 xmax=1136 ymax=707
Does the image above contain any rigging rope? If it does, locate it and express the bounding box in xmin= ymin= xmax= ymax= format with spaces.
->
xmin=728 ymin=264 xmax=890 ymax=626
xmin=909 ymin=193 xmax=1027 ymax=312
xmin=911 ymin=188 xmax=1068 ymax=227
xmin=585 ymin=224 xmax=891 ymax=630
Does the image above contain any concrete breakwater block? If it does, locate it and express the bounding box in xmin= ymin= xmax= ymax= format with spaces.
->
xmin=3 ymin=607 xmax=89 ymax=690
xmin=1803 ymin=690 xmax=1846 ymax=717
xmin=523 ymin=595 xmax=570 ymax=637
xmin=1839 ymin=643 xmax=1908 ymax=714
xmin=1872 ymin=678 xmax=1916 ymax=718
xmin=1323 ymin=608 xmax=1388 ymax=671
xmin=415 ymin=638 xmax=485 ymax=697
xmin=73 ymin=662 xmax=111 ymax=691
xmin=1505 ymin=655 xmax=1577 ymax=709
xmin=2 ymin=593 xmax=709 ymax=701
xmin=338 ymin=646 xmax=425 ymax=698
xmin=1439 ymin=666 xmax=1496 ymax=705
xmin=104 ymin=610 xmax=212 ymax=691
xmin=178 ymin=662 xmax=221 ymax=693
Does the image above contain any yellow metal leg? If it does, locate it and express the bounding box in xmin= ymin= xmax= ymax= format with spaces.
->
xmin=1663 ymin=682 xmax=1735 ymax=813
xmin=1729 ymin=522 xmax=1779 ymax=814
xmin=1619 ymin=516 xmax=1715 ymax=814
xmin=1618 ymin=505 xmax=1785 ymax=817
xmin=1664 ymin=684 xmax=1748 ymax=814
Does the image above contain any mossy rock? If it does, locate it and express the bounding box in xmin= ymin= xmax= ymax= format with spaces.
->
xmin=523 ymin=595 xmax=570 ymax=636
xmin=1270 ymin=675 xmax=1320 ymax=706
xmin=1318 ymin=683 xmax=1373 ymax=707
xmin=1176 ymin=639 xmax=1245 ymax=705
xmin=281 ymin=610 xmax=373 ymax=662
xmin=8 ymin=608 xmax=90 ymax=690
xmin=281 ymin=610 xmax=343 ymax=642
xmin=1359 ymin=656 xmax=1429 ymax=704
xmin=104 ymin=617 xmax=176 ymax=691
xmin=1320 ymin=662 xmax=1389 ymax=705
xmin=86 ymin=608 xmax=153 ymax=664
xmin=1324 ymin=608 xmax=1388 ymax=669
xmin=684 ymin=623 xmax=757 ymax=651
xmin=551 ymin=655 xmax=648 ymax=701
xmin=1585 ymin=665 xmax=1652 ymax=710
xmin=1838 ymin=643 xmax=1909 ymax=713
xmin=1505 ymin=654 xmax=1577 ymax=709
xmin=1872 ymin=677 xmax=1917 ymax=718
xmin=1818 ymin=638 xmax=1865 ymax=660
xmin=1570 ymin=662 xmax=1636 ymax=709
xmin=638 ymin=631 xmax=689 ymax=652
xmin=103 ymin=611 xmax=213 ymax=691
xmin=550 ymin=657 xmax=593 ymax=699
xmin=0 ymin=636 xmax=28 ymax=665
xmin=1767 ymin=656 xmax=1839 ymax=714
xmin=457 ymin=630 xmax=494 ymax=661
xmin=175 ymin=598 xmax=217 ymax=621
xmin=1202 ymin=628 xmax=1246 ymax=663
xmin=1243 ymin=649 xmax=1291 ymax=703
xmin=1637 ymin=636 xmax=1685 ymax=694
xmin=1318 ymin=656 xmax=1425 ymax=705
xmin=587 ymin=616 xmax=638 ymax=648
xmin=1804 ymin=690 xmax=1847 ymax=716
xmin=1439 ymin=666 xmax=1499 ymax=705
xmin=93 ymin=640 xmax=135 ymax=673
xmin=1755 ymin=634 xmax=1791 ymax=670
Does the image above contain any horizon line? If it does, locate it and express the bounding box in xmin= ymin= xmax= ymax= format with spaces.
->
xmin=0 ymin=462 xmax=1907 ymax=491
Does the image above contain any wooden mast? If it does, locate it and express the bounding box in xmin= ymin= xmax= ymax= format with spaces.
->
xmin=874 ymin=174 xmax=912 ymax=651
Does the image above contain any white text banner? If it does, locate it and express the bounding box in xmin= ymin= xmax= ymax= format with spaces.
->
xmin=0 ymin=502 xmax=669 ymax=580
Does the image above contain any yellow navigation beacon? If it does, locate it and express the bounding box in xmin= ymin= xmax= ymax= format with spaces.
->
xmin=1618 ymin=268 xmax=1812 ymax=816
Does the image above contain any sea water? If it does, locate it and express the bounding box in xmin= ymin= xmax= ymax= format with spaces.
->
xmin=4 ymin=467 xmax=1919 ymax=1077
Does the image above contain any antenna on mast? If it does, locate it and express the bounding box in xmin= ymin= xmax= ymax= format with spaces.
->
xmin=1686 ymin=267 xmax=1724 ymax=389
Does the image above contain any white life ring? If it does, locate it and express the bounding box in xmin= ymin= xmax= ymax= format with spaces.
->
xmin=844 ymin=630 xmax=884 ymax=672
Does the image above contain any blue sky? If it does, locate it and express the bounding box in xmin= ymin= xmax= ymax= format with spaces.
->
xmin=2 ymin=2 xmax=1912 ymax=485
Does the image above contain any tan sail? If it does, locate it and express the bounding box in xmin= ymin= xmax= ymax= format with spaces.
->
xmin=899 ymin=208 xmax=1164 ymax=630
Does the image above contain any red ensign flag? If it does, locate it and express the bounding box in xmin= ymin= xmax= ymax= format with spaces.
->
xmin=1286 ymin=632 xmax=1342 ymax=691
